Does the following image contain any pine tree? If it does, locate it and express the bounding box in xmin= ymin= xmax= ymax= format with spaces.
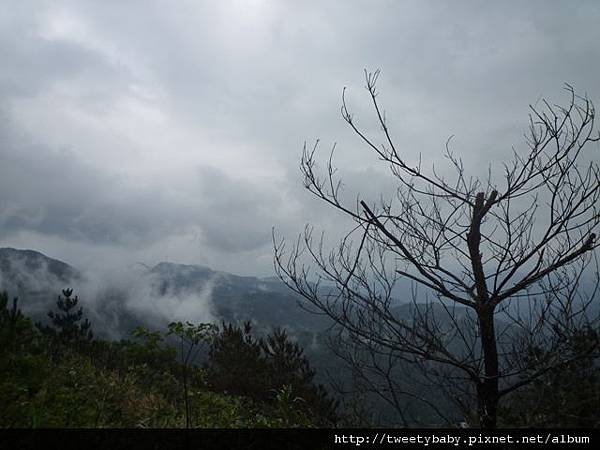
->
xmin=262 ymin=328 xmax=338 ymax=425
xmin=205 ymin=321 xmax=270 ymax=401
xmin=38 ymin=288 xmax=93 ymax=344
xmin=205 ymin=322 xmax=338 ymax=425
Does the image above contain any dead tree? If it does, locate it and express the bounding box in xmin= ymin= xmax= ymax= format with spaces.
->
xmin=274 ymin=70 xmax=600 ymax=428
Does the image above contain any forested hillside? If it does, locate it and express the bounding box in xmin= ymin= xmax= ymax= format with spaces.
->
xmin=3 ymin=285 xmax=598 ymax=428
xmin=0 ymin=289 xmax=338 ymax=428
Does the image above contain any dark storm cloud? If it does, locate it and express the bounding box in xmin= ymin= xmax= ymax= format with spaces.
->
xmin=1 ymin=0 xmax=599 ymax=275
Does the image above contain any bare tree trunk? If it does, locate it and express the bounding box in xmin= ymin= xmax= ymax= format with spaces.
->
xmin=468 ymin=192 xmax=500 ymax=428
xmin=478 ymin=306 xmax=499 ymax=429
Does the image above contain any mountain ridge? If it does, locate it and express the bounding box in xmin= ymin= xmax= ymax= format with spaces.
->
xmin=0 ymin=247 xmax=324 ymax=338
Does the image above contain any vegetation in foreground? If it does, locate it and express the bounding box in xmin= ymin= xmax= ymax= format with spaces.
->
xmin=1 ymin=288 xmax=598 ymax=428
xmin=0 ymin=289 xmax=338 ymax=428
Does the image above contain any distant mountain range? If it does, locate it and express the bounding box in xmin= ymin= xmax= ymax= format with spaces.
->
xmin=0 ymin=246 xmax=357 ymax=407
xmin=0 ymin=247 xmax=332 ymax=342
xmin=0 ymin=247 xmax=523 ymax=425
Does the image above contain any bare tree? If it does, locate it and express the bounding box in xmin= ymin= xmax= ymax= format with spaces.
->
xmin=274 ymin=70 xmax=600 ymax=428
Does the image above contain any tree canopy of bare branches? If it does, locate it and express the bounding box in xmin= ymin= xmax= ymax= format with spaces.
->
xmin=274 ymin=71 xmax=600 ymax=428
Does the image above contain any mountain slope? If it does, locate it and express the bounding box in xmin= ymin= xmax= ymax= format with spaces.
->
xmin=0 ymin=248 xmax=328 ymax=339
xmin=0 ymin=247 xmax=81 ymax=316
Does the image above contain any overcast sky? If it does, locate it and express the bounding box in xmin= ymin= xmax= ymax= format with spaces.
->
xmin=1 ymin=0 xmax=599 ymax=276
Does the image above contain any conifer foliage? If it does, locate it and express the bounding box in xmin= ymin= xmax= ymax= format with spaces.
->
xmin=205 ymin=321 xmax=338 ymax=426
xmin=38 ymin=288 xmax=93 ymax=343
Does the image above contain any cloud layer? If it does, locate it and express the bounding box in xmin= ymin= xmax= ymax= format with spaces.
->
xmin=1 ymin=0 xmax=599 ymax=275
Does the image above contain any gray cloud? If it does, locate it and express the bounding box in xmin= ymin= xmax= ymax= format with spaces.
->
xmin=1 ymin=0 xmax=599 ymax=276
xmin=0 ymin=121 xmax=297 ymax=254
